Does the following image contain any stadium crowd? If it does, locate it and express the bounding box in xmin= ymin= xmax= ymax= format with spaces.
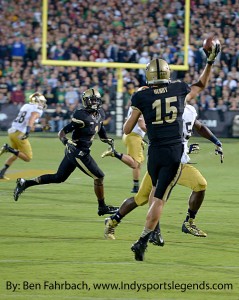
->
xmin=0 ymin=0 xmax=239 ymax=132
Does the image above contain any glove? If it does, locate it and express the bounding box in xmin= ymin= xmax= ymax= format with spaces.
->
xmin=101 ymin=138 xmax=114 ymax=147
xmin=42 ymin=124 xmax=51 ymax=131
xmin=215 ymin=145 xmax=224 ymax=163
xmin=188 ymin=143 xmax=200 ymax=154
xmin=66 ymin=139 xmax=77 ymax=152
xmin=203 ymin=40 xmax=221 ymax=65
xmin=20 ymin=126 xmax=31 ymax=140
xmin=67 ymin=139 xmax=77 ymax=147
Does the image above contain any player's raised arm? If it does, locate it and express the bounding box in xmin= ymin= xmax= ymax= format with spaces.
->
xmin=186 ymin=37 xmax=221 ymax=103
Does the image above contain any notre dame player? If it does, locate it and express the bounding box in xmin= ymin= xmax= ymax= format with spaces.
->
xmin=0 ymin=92 xmax=48 ymax=180
xmin=104 ymin=105 xmax=223 ymax=243
xmin=13 ymin=88 xmax=118 ymax=216
xmin=124 ymin=40 xmax=221 ymax=261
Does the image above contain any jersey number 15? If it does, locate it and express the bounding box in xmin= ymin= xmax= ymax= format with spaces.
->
xmin=152 ymin=97 xmax=178 ymax=124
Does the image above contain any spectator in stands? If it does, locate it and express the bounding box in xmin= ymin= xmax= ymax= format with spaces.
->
xmin=198 ymin=94 xmax=209 ymax=112
xmin=0 ymin=92 xmax=9 ymax=106
xmin=64 ymin=86 xmax=79 ymax=109
xmin=0 ymin=77 xmax=11 ymax=100
xmin=208 ymin=99 xmax=217 ymax=111
xmin=44 ymin=85 xmax=57 ymax=106
xmin=10 ymin=85 xmax=25 ymax=105
xmin=11 ymin=37 xmax=26 ymax=60
xmin=102 ymin=103 xmax=114 ymax=134
xmin=49 ymin=104 xmax=67 ymax=132
xmin=228 ymin=96 xmax=239 ymax=111
xmin=217 ymin=98 xmax=228 ymax=112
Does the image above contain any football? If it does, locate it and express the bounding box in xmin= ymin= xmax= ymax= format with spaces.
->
xmin=203 ymin=36 xmax=220 ymax=52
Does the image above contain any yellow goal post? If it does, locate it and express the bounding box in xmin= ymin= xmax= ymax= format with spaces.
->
xmin=41 ymin=0 xmax=190 ymax=136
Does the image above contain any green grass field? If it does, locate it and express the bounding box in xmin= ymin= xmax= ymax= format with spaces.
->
xmin=0 ymin=135 xmax=238 ymax=300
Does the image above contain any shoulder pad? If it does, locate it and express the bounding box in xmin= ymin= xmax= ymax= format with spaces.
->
xmin=171 ymin=80 xmax=182 ymax=83
xmin=72 ymin=109 xmax=86 ymax=127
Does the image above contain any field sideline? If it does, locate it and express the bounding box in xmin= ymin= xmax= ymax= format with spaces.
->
xmin=0 ymin=135 xmax=238 ymax=300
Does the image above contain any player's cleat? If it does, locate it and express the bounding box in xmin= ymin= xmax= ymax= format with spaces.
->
xmin=149 ymin=230 xmax=165 ymax=246
xmin=13 ymin=178 xmax=26 ymax=201
xmin=101 ymin=147 xmax=115 ymax=158
xmin=0 ymin=175 xmax=10 ymax=180
xmin=104 ymin=217 xmax=119 ymax=240
xmin=0 ymin=144 xmax=10 ymax=156
xmin=131 ymin=186 xmax=139 ymax=193
xmin=182 ymin=218 xmax=207 ymax=237
xmin=98 ymin=205 xmax=119 ymax=216
xmin=131 ymin=240 xmax=147 ymax=261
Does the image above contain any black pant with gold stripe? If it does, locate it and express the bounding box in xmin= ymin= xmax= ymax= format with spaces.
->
xmin=39 ymin=146 xmax=104 ymax=185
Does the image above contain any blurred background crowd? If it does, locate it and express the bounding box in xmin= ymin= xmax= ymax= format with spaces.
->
xmin=0 ymin=0 xmax=238 ymax=133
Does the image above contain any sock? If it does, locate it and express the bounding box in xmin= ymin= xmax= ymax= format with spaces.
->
xmin=139 ymin=227 xmax=153 ymax=244
xmin=98 ymin=199 xmax=106 ymax=207
xmin=7 ymin=146 xmax=19 ymax=156
xmin=111 ymin=211 xmax=122 ymax=223
xmin=185 ymin=209 xmax=197 ymax=221
xmin=0 ymin=164 xmax=9 ymax=176
xmin=133 ymin=180 xmax=139 ymax=188
xmin=24 ymin=178 xmax=40 ymax=189
xmin=114 ymin=150 xmax=123 ymax=160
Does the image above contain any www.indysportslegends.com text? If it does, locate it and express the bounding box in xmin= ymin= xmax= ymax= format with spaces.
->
xmin=5 ymin=280 xmax=233 ymax=293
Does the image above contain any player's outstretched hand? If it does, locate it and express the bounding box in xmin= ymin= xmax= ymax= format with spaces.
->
xmin=215 ymin=145 xmax=224 ymax=163
xmin=204 ymin=39 xmax=221 ymax=64
xmin=188 ymin=143 xmax=200 ymax=154
xmin=101 ymin=138 xmax=114 ymax=147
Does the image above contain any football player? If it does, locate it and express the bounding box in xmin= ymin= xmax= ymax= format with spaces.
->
xmin=123 ymin=40 xmax=221 ymax=261
xmin=104 ymin=104 xmax=223 ymax=244
xmin=0 ymin=92 xmax=48 ymax=180
xmin=13 ymin=88 xmax=119 ymax=216
xmin=101 ymin=101 xmax=147 ymax=193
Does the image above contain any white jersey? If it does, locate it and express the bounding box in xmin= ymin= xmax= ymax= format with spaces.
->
xmin=127 ymin=107 xmax=146 ymax=138
xmin=10 ymin=103 xmax=43 ymax=133
xmin=181 ymin=104 xmax=198 ymax=164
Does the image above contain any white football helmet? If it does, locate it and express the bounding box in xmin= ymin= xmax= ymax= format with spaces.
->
xmin=29 ymin=93 xmax=47 ymax=110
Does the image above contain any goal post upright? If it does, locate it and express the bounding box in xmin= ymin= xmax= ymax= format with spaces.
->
xmin=41 ymin=0 xmax=190 ymax=136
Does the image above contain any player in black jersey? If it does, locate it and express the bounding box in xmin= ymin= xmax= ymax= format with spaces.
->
xmin=124 ymin=40 xmax=221 ymax=261
xmin=13 ymin=88 xmax=119 ymax=216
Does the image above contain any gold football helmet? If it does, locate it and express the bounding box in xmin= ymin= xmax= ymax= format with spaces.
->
xmin=29 ymin=93 xmax=47 ymax=109
xmin=82 ymin=88 xmax=102 ymax=111
xmin=145 ymin=59 xmax=170 ymax=85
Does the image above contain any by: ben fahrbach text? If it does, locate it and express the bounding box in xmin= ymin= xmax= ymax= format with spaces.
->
xmin=5 ymin=280 xmax=91 ymax=292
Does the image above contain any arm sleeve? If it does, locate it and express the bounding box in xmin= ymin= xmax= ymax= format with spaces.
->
xmin=62 ymin=122 xmax=75 ymax=134
xmin=98 ymin=124 xmax=108 ymax=139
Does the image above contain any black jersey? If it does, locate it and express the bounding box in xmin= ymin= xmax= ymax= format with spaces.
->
xmin=63 ymin=108 xmax=106 ymax=150
xmin=131 ymin=81 xmax=190 ymax=146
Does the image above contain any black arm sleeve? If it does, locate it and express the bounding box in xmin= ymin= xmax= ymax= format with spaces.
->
xmin=98 ymin=124 xmax=108 ymax=139
xmin=62 ymin=122 xmax=75 ymax=134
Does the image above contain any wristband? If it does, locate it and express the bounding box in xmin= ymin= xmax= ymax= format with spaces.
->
xmin=26 ymin=126 xmax=31 ymax=134
xmin=209 ymin=135 xmax=221 ymax=146
xmin=207 ymin=60 xmax=214 ymax=65
xmin=61 ymin=137 xmax=68 ymax=145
